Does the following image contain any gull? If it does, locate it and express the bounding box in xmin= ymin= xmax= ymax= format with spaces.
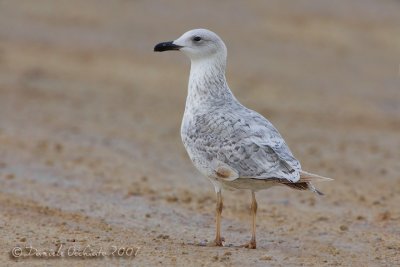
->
xmin=154 ymin=29 xmax=332 ymax=249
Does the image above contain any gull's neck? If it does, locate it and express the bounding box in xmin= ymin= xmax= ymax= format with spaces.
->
xmin=186 ymin=55 xmax=235 ymax=110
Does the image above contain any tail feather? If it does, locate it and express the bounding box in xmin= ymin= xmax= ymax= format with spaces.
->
xmin=282 ymin=170 xmax=333 ymax=195
xmin=299 ymin=170 xmax=333 ymax=182
xmin=282 ymin=181 xmax=324 ymax=195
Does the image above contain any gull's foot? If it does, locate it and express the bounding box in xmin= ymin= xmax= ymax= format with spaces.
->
xmin=240 ymin=240 xmax=256 ymax=249
xmin=197 ymin=237 xmax=225 ymax=247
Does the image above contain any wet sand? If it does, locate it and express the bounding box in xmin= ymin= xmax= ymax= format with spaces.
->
xmin=0 ymin=1 xmax=399 ymax=266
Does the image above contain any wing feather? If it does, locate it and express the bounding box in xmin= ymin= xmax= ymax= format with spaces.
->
xmin=183 ymin=103 xmax=302 ymax=183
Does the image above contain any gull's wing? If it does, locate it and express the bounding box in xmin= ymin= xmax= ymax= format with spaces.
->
xmin=188 ymin=104 xmax=301 ymax=183
xmin=215 ymin=132 xmax=301 ymax=182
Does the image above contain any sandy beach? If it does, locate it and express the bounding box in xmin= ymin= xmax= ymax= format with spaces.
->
xmin=0 ymin=1 xmax=399 ymax=266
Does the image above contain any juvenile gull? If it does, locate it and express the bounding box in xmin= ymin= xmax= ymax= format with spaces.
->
xmin=154 ymin=29 xmax=332 ymax=249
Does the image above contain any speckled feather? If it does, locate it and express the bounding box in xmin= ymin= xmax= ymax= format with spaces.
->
xmin=181 ymin=73 xmax=301 ymax=185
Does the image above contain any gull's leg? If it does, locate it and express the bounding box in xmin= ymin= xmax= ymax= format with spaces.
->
xmin=241 ymin=191 xmax=257 ymax=249
xmin=197 ymin=189 xmax=224 ymax=247
xmin=250 ymin=191 xmax=257 ymax=248
xmin=207 ymin=190 xmax=224 ymax=247
xmin=214 ymin=190 xmax=224 ymax=246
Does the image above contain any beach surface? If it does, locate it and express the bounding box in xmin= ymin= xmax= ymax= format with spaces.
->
xmin=0 ymin=1 xmax=399 ymax=266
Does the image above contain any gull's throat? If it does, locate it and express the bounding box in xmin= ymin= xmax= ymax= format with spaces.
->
xmin=186 ymin=56 xmax=233 ymax=107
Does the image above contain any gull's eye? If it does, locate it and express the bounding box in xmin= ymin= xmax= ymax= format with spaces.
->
xmin=193 ymin=36 xmax=202 ymax=42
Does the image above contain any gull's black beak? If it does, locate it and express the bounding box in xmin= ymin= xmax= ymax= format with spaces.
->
xmin=154 ymin=41 xmax=182 ymax=52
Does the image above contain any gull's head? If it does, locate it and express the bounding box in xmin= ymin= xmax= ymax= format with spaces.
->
xmin=154 ymin=29 xmax=227 ymax=61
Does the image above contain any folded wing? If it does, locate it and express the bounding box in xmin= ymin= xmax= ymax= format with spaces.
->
xmin=212 ymin=107 xmax=301 ymax=183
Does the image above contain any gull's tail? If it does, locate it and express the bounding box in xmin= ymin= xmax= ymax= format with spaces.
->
xmin=282 ymin=170 xmax=333 ymax=196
